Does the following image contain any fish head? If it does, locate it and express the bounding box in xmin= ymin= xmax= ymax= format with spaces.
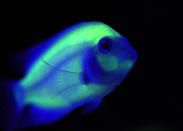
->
xmin=83 ymin=32 xmax=137 ymax=95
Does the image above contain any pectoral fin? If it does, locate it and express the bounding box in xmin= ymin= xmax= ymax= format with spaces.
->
xmin=82 ymin=98 xmax=102 ymax=114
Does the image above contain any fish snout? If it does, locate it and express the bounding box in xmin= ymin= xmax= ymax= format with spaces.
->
xmin=127 ymin=49 xmax=137 ymax=59
xmin=127 ymin=48 xmax=138 ymax=60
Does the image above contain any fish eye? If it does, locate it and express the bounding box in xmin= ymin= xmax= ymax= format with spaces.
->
xmin=98 ymin=37 xmax=112 ymax=53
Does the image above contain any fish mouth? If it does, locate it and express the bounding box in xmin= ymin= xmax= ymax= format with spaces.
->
xmin=119 ymin=49 xmax=138 ymax=71
xmin=127 ymin=48 xmax=138 ymax=59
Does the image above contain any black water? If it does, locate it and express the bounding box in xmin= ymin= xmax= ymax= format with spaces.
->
xmin=0 ymin=0 xmax=182 ymax=131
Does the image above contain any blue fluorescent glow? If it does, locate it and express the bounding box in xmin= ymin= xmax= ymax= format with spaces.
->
xmin=10 ymin=21 xmax=138 ymax=129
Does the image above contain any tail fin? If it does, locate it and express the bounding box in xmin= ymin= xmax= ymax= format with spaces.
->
xmin=0 ymin=80 xmax=24 ymax=131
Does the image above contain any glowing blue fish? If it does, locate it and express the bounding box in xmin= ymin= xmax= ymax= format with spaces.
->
xmin=1 ymin=21 xmax=138 ymax=130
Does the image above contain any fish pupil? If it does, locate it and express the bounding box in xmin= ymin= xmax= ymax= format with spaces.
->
xmin=101 ymin=42 xmax=109 ymax=50
xmin=98 ymin=37 xmax=112 ymax=53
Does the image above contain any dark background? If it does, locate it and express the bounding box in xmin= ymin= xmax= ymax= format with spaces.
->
xmin=0 ymin=0 xmax=183 ymax=131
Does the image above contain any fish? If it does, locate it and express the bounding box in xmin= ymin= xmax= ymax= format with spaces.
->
xmin=0 ymin=21 xmax=138 ymax=130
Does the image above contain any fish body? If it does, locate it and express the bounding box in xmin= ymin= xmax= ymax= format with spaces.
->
xmin=1 ymin=21 xmax=138 ymax=130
